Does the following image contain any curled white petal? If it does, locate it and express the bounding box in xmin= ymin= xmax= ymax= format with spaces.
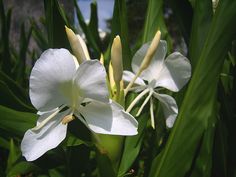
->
xmin=154 ymin=52 xmax=191 ymax=92
xmin=21 ymin=110 xmax=70 ymax=161
xmin=78 ymin=100 xmax=138 ymax=136
xmin=123 ymin=70 xmax=146 ymax=87
xmin=30 ymin=49 xmax=76 ymax=112
xmin=74 ymin=60 xmax=109 ymax=103
xmin=153 ymin=92 xmax=178 ymax=128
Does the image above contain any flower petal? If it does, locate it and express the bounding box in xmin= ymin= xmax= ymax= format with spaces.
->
xmin=132 ymin=40 xmax=167 ymax=82
xmin=123 ymin=70 xmax=146 ymax=86
xmin=78 ymin=100 xmax=138 ymax=135
xmin=30 ymin=49 xmax=76 ymax=111
xmin=154 ymin=52 xmax=191 ymax=92
xmin=74 ymin=60 xmax=109 ymax=103
xmin=21 ymin=110 xmax=70 ymax=161
xmin=153 ymin=93 xmax=178 ymax=128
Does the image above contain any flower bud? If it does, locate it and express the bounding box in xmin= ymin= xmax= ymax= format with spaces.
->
xmin=111 ymin=35 xmax=123 ymax=85
xmin=140 ymin=30 xmax=161 ymax=71
xmin=65 ymin=26 xmax=89 ymax=64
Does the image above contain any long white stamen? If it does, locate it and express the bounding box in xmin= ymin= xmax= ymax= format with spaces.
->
xmin=31 ymin=105 xmax=66 ymax=131
xmin=124 ymin=70 xmax=142 ymax=96
xmin=150 ymin=96 xmax=155 ymax=129
xmin=136 ymin=90 xmax=153 ymax=117
xmin=126 ymin=89 xmax=149 ymax=113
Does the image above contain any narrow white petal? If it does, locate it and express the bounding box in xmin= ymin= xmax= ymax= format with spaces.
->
xmin=154 ymin=52 xmax=191 ymax=92
xmin=30 ymin=49 xmax=76 ymax=111
xmin=21 ymin=110 xmax=70 ymax=161
xmin=74 ymin=60 xmax=109 ymax=103
xmin=123 ymin=70 xmax=146 ymax=86
xmin=150 ymin=97 xmax=155 ymax=129
xmin=78 ymin=100 xmax=138 ymax=136
xmin=153 ymin=92 xmax=178 ymax=128
xmin=132 ymin=40 xmax=167 ymax=82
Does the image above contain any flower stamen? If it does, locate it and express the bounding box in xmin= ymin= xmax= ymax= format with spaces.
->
xmin=126 ymin=88 xmax=149 ymax=113
xmin=136 ymin=89 xmax=153 ymax=117
xmin=31 ymin=105 xmax=66 ymax=131
xmin=150 ymin=96 xmax=155 ymax=129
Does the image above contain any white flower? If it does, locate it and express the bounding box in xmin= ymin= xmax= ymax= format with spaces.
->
xmin=21 ymin=48 xmax=138 ymax=161
xmin=123 ymin=41 xmax=191 ymax=128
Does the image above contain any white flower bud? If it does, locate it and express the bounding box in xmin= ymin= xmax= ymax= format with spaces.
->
xmin=140 ymin=30 xmax=161 ymax=71
xmin=111 ymin=35 xmax=123 ymax=85
xmin=65 ymin=26 xmax=89 ymax=64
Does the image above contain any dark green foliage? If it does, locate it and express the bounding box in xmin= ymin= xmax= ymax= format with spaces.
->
xmin=0 ymin=0 xmax=235 ymax=176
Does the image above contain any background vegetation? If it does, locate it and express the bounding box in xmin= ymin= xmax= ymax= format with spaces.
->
xmin=0 ymin=0 xmax=235 ymax=176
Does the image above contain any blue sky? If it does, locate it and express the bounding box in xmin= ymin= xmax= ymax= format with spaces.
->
xmin=77 ymin=0 xmax=114 ymax=31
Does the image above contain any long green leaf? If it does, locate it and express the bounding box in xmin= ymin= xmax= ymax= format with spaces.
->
xmin=0 ymin=70 xmax=29 ymax=104
xmin=0 ymin=105 xmax=36 ymax=138
xmin=0 ymin=81 xmax=33 ymax=112
xmin=74 ymin=0 xmax=101 ymax=56
xmin=13 ymin=23 xmax=32 ymax=86
xmin=149 ymin=0 xmax=236 ymax=176
xmin=169 ymin=0 xmax=193 ymax=46
xmin=44 ymin=0 xmax=70 ymax=48
xmin=0 ymin=1 xmax=12 ymax=75
xmin=118 ymin=114 xmax=148 ymax=176
xmin=189 ymin=0 xmax=212 ymax=67
xmin=189 ymin=105 xmax=217 ymax=177
xmin=6 ymin=139 xmax=21 ymax=173
xmin=108 ymin=0 xmax=131 ymax=70
xmin=142 ymin=0 xmax=171 ymax=45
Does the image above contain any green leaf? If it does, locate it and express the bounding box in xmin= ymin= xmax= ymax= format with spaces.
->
xmin=0 ymin=70 xmax=29 ymax=103
xmin=169 ymin=0 xmax=193 ymax=45
xmin=49 ymin=166 xmax=65 ymax=177
xmin=64 ymin=133 xmax=84 ymax=147
xmin=0 ymin=80 xmax=33 ymax=112
xmin=96 ymin=149 xmax=116 ymax=177
xmin=0 ymin=105 xmax=36 ymax=138
xmin=31 ymin=19 xmax=49 ymax=51
xmin=142 ymin=0 xmax=171 ymax=46
xmin=189 ymin=106 xmax=217 ymax=177
xmin=0 ymin=137 xmax=9 ymax=149
xmin=88 ymin=2 xmax=102 ymax=53
xmin=6 ymin=139 xmax=21 ymax=173
xmin=189 ymin=0 xmax=213 ymax=67
xmin=7 ymin=161 xmax=40 ymax=177
xmin=44 ymin=0 xmax=70 ymax=48
xmin=148 ymin=0 xmax=236 ymax=176
xmin=73 ymin=0 xmax=101 ymax=56
xmin=118 ymin=114 xmax=148 ymax=176
xmin=13 ymin=23 xmax=32 ymax=86
xmin=107 ymin=0 xmax=131 ymax=70
xmin=212 ymin=120 xmax=228 ymax=177
xmin=0 ymin=1 xmax=13 ymax=75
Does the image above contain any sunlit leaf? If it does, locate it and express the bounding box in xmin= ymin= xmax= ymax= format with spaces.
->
xmin=148 ymin=0 xmax=236 ymax=176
